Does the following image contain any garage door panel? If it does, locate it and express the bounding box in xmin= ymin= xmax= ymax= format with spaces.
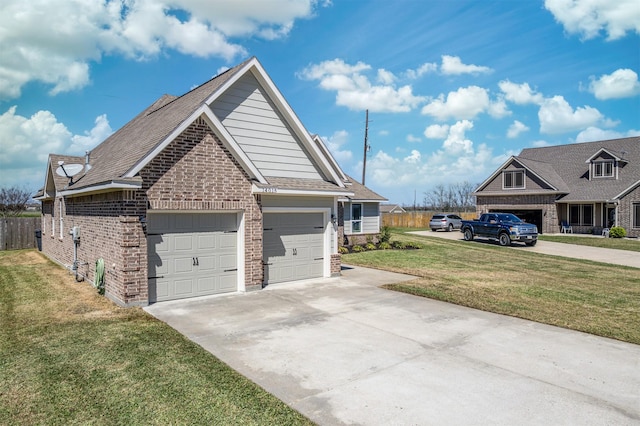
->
xmin=148 ymin=213 xmax=238 ymax=302
xmin=263 ymin=212 xmax=325 ymax=285
xmin=219 ymin=254 xmax=237 ymax=269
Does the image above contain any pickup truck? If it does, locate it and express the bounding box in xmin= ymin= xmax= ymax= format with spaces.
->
xmin=460 ymin=213 xmax=538 ymax=246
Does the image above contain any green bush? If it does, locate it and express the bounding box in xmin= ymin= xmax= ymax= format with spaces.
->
xmin=365 ymin=242 xmax=377 ymax=251
xmin=379 ymin=226 xmax=392 ymax=243
xmin=378 ymin=241 xmax=392 ymax=250
xmin=351 ymin=245 xmax=364 ymax=252
xmin=338 ymin=246 xmax=350 ymax=254
xmin=391 ymin=240 xmax=406 ymax=249
xmin=609 ymin=226 xmax=626 ymax=238
xmin=405 ymin=242 xmax=424 ymax=249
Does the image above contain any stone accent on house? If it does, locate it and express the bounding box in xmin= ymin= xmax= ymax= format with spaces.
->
xmin=343 ymin=233 xmax=380 ymax=246
xmin=330 ymin=253 xmax=341 ymax=276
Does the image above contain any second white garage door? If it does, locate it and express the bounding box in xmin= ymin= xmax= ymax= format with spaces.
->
xmin=147 ymin=212 xmax=238 ymax=302
xmin=263 ymin=212 xmax=325 ymax=285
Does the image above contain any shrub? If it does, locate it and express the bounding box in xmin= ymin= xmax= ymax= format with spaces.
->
xmin=391 ymin=240 xmax=405 ymax=249
xmin=338 ymin=246 xmax=350 ymax=254
xmin=365 ymin=242 xmax=377 ymax=251
xmin=378 ymin=242 xmax=392 ymax=250
xmin=405 ymin=242 xmax=424 ymax=249
xmin=609 ymin=226 xmax=626 ymax=238
xmin=379 ymin=226 xmax=392 ymax=243
xmin=366 ymin=234 xmax=374 ymax=244
xmin=351 ymin=245 xmax=364 ymax=253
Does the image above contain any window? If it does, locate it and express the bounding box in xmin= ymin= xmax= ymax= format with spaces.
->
xmin=633 ymin=203 xmax=640 ymax=229
xmin=569 ymin=204 xmax=594 ymax=226
xmin=593 ymin=161 xmax=614 ymax=178
xmin=503 ymin=170 xmax=524 ymax=189
xmin=351 ymin=203 xmax=362 ymax=233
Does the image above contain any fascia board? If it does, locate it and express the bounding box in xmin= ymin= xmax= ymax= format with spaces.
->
xmin=613 ymin=179 xmax=640 ymax=200
xmin=313 ymin=135 xmax=347 ymax=181
xmin=58 ymin=181 xmax=142 ymax=197
xmin=123 ymin=106 xmax=266 ymax=184
xmin=252 ymin=184 xmax=353 ymax=197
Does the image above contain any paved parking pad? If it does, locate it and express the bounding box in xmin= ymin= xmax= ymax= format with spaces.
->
xmin=145 ymin=266 xmax=640 ymax=425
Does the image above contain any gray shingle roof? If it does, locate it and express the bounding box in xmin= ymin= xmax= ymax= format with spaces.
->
xmin=516 ymin=136 xmax=640 ymax=202
xmin=53 ymin=59 xmax=253 ymax=191
xmin=342 ymin=175 xmax=387 ymax=201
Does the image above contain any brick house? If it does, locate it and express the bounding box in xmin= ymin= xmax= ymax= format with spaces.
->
xmin=474 ymin=137 xmax=640 ymax=237
xmin=35 ymin=57 xmax=385 ymax=306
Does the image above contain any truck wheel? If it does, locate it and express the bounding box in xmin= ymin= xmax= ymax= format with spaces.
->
xmin=526 ymin=240 xmax=537 ymax=246
xmin=498 ymin=233 xmax=511 ymax=246
xmin=447 ymin=223 xmax=453 ymax=232
xmin=463 ymin=228 xmax=474 ymax=241
xmin=431 ymin=228 xmax=437 ymax=232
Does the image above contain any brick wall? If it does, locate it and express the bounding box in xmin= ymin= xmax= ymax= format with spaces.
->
xmin=617 ymin=187 xmax=640 ymax=238
xmin=142 ymin=117 xmax=264 ymax=291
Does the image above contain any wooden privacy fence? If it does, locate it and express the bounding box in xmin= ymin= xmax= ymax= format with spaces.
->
xmin=382 ymin=211 xmax=477 ymax=228
xmin=0 ymin=217 xmax=41 ymax=250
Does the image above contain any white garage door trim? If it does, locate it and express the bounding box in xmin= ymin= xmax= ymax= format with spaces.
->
xmin=147 ymin=210 xmax=245 ymax=302
xmin=262 ymin=207 xmax=331 ymax=281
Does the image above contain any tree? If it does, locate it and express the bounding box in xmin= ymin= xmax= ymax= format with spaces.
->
xmin=423 ymin=181 xmax=477 ymax=211
xmin=0 ymin=186 xmax=33 ymax=217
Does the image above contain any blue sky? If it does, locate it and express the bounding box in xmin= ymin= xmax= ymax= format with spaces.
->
xmin=1 ymin=0 xmax=638 ymax=205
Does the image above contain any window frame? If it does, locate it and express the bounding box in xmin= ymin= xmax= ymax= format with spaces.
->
xmin=593 ymin=160 xmax=614 ymax=178
xmin=351 ymin=203 xmax=363 ymax=234
xmin=569 ymin=204 xmax=594 ymax=226
xmin=633 ymin=203 xmax=640 ymax=229
xmin=59 ymin=199 xmax=64 ymax=239
xmin=502 ymin=169 xmax=525 ymax=190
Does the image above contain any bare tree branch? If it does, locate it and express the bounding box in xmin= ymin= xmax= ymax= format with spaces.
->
xmin=0 ymin=186 xmax=33 ymax=217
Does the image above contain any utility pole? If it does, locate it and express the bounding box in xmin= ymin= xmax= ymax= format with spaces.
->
xmin=362 ymin=109 xmax=369 ymax=185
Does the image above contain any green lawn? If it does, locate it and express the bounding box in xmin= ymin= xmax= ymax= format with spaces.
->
xmin=0 ymin=250 xmax=313 ymax=425
xmin=538 ymin=234 xmax=640 ymax=252
xmin=344 ymin=232 xmax=640 ymax=345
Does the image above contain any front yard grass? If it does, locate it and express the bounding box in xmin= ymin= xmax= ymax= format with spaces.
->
xmin=538 ymin=234 xmax=640 ymax=252
xmin=344 ymin=232 xmax=640 ymax=345
xmin=0 ymin=250 xmax=312 ymax=425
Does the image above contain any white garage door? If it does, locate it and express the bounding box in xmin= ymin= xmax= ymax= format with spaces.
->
xmin=263 ymin=212 xmax=325 ymax=285
xmin=147 ymin=213 xmax=238 ymax=302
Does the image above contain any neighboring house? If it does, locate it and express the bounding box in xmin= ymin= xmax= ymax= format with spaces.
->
xmin=35 ymin=57 xmax=389 ymax=306
xmin=380 ymin=204 xmax=406 ymax=214
xmin=474 ymin=137 xmax=640 ymax=237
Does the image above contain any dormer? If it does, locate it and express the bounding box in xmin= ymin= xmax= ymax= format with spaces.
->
xmin=585 ymin=148 xmax=628 ymax=180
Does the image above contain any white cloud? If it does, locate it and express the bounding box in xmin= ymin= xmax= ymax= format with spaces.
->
xmin=299 ymin=59 xmax=425 ymax=112
xmin=406 ymin=134 xmax=421 ymax=143
xmin=404 ymin=62 xmax=438 ymax=79
xmin=538 ymin=96 xmax=609 ymax=134
xmin=575 ymin=126 xmax=640 ymax=143
xmin=532 ymin=140 xmax=551 ymax=147
xmin=361 ymin=126 xmax=508 ymax=204
xmin=440 ymin=55 xmax=492 ymax=75
xmin=377 ymin=69 xmax=396 ymax=85
xmin=0 ymin=106 xmax=111 ymax=189
xmin=544 ymin=0 xmax=640 ymax=40
xmin=507 ymin=120 xmax=530 ymax=138
xmin=321 ymin=129 xmax=353 ymax=163
xmin=424 ymin=124 xmax=450 ymax=139
xmin=589 ymin=69 xmax=640 ymax=100
xmin=442 ymin=120 xmax=474 ymax=155
xmin=488 ymin=97 xmax=511 ymax=118
xmin=539 ymin=95 xmax=620 ymax=135
xmin=498 ymin=80 xmax=544 ymax=105
xmin=422 ymin=86 xmax=505 ymax=121
xmin=0 ymin=0 xmax=322 ymax=99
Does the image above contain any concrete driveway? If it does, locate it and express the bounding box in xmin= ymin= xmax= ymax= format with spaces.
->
xmin=145 ymin=266 xmax=640 ymax=425
xmin=413 ymin=230 xmax=640 ymax=268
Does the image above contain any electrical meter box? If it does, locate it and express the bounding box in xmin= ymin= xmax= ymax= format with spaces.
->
xmin=71 ymin=226 xmax=80 ymax=241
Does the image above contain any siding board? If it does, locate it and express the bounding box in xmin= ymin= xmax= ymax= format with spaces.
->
xmin=212 ymin=74 xmax=322 ymax=180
